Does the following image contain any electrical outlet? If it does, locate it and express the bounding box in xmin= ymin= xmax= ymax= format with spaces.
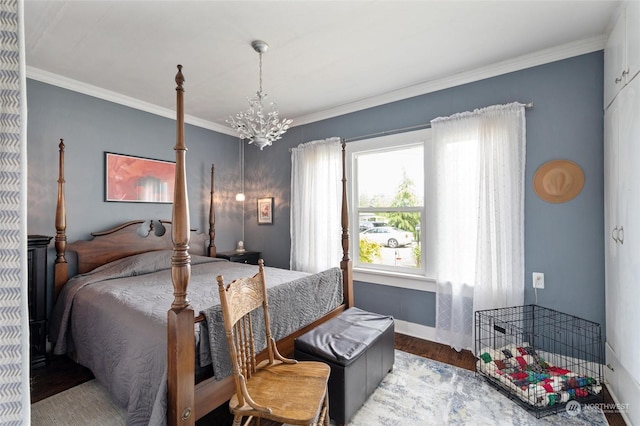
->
xmin=532 ymin=272 xmax=544 ymax=289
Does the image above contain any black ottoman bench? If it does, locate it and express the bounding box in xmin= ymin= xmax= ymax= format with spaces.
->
xmin=294 ymin=307 xmax=394 ymax=425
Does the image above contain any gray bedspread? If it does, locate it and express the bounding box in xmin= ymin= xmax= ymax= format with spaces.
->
xmin=202 ymin=266 xmax=343 ymax=379
xmin=49 ymin=250 xmax=343 ymax=426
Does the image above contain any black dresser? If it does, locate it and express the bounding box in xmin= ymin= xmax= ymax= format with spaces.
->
xmin=28 ymin=235 xmax=52 ymax=369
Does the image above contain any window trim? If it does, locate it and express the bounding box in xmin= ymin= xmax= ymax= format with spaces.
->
xmin=353 ymin=268 xmax=437 ymax=292
xmin=346 ymin=128 xmax=433 ymax=288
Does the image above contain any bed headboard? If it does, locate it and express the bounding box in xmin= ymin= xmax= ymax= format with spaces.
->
xmin=53 ymin=135 xmax=216 ymax=299
xmin=68 ymin=219 xmax=208 ymax=275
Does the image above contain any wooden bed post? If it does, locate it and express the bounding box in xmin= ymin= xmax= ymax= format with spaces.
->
xmin=167 ymin=65 xmax=195 ymax=426
xmin=208 ymin=164 xmax=216 ymax=257
xmin=54 ymin=139 xmax=68 ymax=300
xmin=340 ymin=140 xmax=354 ymax=307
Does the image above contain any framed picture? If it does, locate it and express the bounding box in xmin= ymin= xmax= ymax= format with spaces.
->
xmin=105 ymin=152 xmax=175 ymax=203
xmin=257 ymin=197 xmax=274 ymax=225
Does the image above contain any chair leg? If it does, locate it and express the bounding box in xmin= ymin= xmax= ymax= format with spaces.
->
xmin=232 ymin=415 xmax=243 ymax=426
xmin=323 ymin=390 xmax=330 ymax=426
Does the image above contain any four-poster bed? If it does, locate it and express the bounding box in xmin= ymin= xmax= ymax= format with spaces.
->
xmin=50 ymin=65 xmax=354 ymax=425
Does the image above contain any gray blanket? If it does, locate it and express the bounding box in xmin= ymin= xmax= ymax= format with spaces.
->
xmin=49 ymin=250 xmax=342 ymax=426
xmin=202 ymin=267 xmax=343 ymax=379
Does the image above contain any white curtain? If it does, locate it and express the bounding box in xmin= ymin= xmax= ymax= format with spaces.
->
xmin=290 ymin=137 xmax=342 ymax=273
xmin=432 ymin=103 xmax=526 ymax=351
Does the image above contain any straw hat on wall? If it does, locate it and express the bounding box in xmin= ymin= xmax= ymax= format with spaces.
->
xmin=533 ymin=160 xmax=584 ymax=203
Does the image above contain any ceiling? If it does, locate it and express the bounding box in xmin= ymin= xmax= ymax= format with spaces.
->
xmin=24 ymin=1 xmax=620 ymax=137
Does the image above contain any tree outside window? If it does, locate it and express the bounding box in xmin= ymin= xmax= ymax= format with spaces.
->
xmin=354 ymin=143 xmax=424 ymax=273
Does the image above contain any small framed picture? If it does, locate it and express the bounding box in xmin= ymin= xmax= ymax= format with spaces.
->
xmin=257 ymin=197 xmax=274 ymax=225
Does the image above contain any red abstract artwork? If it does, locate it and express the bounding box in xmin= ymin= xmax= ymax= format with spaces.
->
xmin=105 ymin=153 xmax=175 ymax=203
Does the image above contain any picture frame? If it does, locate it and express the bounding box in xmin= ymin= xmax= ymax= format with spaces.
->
xmin=105 ymin=152 xmax=176 ymax=203
xmin=257 ymin=197 xmax=274 ymax=225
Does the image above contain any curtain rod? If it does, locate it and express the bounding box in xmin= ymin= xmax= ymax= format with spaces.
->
xmin=342 ymin=102 xmax=533 ymax=144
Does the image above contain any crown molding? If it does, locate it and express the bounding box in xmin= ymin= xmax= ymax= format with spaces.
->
xmin=27 ymin=35 xmax=606 ymax=132
xmin=26 ymin=66 xmax=237 ymax=136
xmin=292 ymin=35 xmax=608 ymax=126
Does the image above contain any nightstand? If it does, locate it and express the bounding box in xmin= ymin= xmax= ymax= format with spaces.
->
xmin=28 ymin=235 xmax=53 ymax=369
xmin=216 ymin=250 xmax=261 ymax=265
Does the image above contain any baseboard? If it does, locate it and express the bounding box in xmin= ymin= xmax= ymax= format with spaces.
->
xmin=393 ymin=320 xmax=475 ymax=351
xmin=394 ymin=320 xmax=439 ymax=343
xmin=605 ymin=343 xmax=639 ymax=425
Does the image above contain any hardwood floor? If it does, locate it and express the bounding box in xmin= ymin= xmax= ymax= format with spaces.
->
xmin=31 ymin=333 xmax=626 ymax=425
xmin=30 ymin=355 xmax=94 ymax=404
xmin=394 ymin=333 xmax=477 ymax=371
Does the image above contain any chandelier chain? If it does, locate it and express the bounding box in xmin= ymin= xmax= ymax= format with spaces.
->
xmin=258 ymin=51 xmax=263 ymax=95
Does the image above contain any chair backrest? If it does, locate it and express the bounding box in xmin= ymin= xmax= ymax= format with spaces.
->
xmin=216 ymin=259 xmax=276 ymax=405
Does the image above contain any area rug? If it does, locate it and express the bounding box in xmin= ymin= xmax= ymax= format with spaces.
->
xmin=347 ymin=350 xmax=608 ymax=426
xmin=31 ymin=380 xmax=126 ymax=426
xmin=32 ymin=350 xmax=608 ymax=425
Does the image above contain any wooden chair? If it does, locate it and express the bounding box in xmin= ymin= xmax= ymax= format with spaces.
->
xmin=216 ymin=259 xmax=331 ymax=426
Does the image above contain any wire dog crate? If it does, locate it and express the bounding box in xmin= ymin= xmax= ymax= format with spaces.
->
xmin=475 ymin=305 xmax=603 ymax=418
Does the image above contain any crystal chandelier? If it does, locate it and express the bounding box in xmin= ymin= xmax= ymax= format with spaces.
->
xmin=227 ymin=40 xmax=292 ymax=150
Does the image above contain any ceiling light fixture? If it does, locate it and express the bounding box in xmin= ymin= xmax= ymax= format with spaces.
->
xmin=227 ymin=40 xmax=292 ymax=150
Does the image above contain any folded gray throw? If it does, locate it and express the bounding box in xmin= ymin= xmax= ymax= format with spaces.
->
xmin=201 ymin=267 xmax=343 ymax=379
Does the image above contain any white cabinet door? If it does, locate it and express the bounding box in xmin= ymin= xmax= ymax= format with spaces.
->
xmin=603 ymin=97 xmax=620 ymax=356
xmin=604 ymin=1 xmax=640 ymax=108
xmin=626 ymin=1 xmax=640 ymax=84
xmin=604 ymin=9 xmax=640 ymax=417
xmin=616 ymin=74 xmax=640 ymax=383
xmin=605 ymin=8 xmax=626 ymax=108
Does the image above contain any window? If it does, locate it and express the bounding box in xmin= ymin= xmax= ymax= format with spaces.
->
xmin=347 ymin=129 xmax=433 ymax=285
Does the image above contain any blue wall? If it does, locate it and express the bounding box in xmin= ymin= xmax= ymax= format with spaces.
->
xmin=248 ymin=52 xmax=606 ymax=331
xmin=26 ymin=51 xmax=606 ymax=335
xmin=26 ymin=79 xmax=243 ymax=276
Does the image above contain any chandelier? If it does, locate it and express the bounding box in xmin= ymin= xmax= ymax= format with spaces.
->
xmin=227 ymin=40 xmax=292 ymax=150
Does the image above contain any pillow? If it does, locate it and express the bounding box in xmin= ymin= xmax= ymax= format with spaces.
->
xmin=83 ymin=250 xmax=218 ymax=280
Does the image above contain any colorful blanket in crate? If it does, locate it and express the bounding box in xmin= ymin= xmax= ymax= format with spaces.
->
xmin=476 ymin=343 xmax=602 ymax=407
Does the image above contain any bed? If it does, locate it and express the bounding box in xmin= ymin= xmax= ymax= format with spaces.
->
xmin=49 ymin=65 xmax=354 ymax=425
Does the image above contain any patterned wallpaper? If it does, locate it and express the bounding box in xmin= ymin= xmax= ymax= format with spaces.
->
xmin=0 ymin=0 xmax=29 ymax=424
